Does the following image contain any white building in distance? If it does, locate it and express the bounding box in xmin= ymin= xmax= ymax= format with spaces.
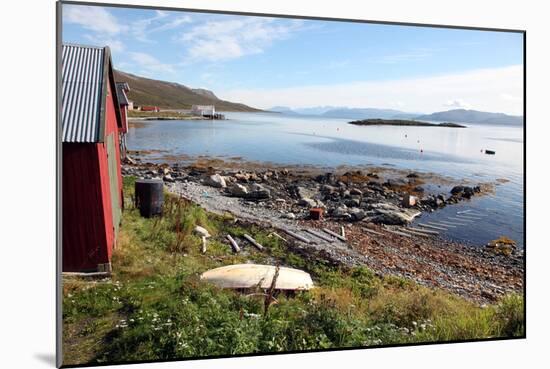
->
xmin=191 ymin=105 xmax=216 ymax=117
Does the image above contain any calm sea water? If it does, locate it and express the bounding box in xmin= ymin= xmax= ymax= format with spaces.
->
xmin=127 ymin=112 xmax=524 ymax=248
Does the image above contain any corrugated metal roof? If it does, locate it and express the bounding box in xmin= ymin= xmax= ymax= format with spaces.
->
xmin=115 ymin=82 xmax=129 ymax=106
xmin=62 ymin=44 xmax=105 ymax=143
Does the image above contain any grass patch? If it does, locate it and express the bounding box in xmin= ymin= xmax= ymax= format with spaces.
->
xmin=62 ymin=176 xmax=524 ymax=365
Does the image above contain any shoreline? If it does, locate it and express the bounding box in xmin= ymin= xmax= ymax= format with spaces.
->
xmin=122 ymin=157 xmax=523 ymax=303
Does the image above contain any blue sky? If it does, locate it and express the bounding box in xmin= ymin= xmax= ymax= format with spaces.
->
xmin=62 ymin=4 xmax=524 ymax=114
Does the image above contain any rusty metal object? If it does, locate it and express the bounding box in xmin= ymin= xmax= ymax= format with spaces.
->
xmin=309 ymin=207 xmax=324 ymax=220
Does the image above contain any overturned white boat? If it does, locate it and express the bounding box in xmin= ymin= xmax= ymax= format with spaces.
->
xmin=200 ymin=264 xmax=314 ymax=290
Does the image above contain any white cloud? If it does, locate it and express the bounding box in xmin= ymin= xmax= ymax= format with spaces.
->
xmin=129 ymin=11 xmax=192 ymax=43
xmin=128 ymin=52 xmax=176 ymax=74
xmin=179 ymin=18 xmax=303 ymax=62
xmin=130 ymin=10 xmax=170 ymax=42
xmin=83 ymin=34 xmax=125 ymax=52
xmin=500 ymin=93 xmax=522 ymax=102
xmin=375 ymin=50 xmax=433 ymax=64
xmin=64 ymin=5 xmax=126 ymax=35
xmin=152 ymin=15 xmax=193 ymax=33
xmin=218 ymin=65 xmax=523 ymax=115
xmin=444 ymin=99 xmax=472 ymax=109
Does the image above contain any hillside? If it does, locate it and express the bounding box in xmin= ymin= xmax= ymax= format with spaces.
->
xmin=417 ymin=109 xmax=523 ymax=125
xmin=114 ymin=70 xmax=261 ymax=112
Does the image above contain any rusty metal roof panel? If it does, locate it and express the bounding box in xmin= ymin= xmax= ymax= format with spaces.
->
xmin=61 ymin=44 xmax=105 ymax=143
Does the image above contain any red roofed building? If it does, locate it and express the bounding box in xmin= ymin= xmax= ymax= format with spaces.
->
xmin=61 ymin=44 xmax=124 ymax=272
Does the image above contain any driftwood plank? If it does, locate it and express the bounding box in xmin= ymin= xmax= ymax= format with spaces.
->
xmin=243 ymin=234 xmax=264 ymax=251
xmin=383 ymin=228 xmax=412 ymax=238
xmin=322 ymin=228 xmax=347 ymax=242
xmin=270 ymin=232 xmax=287 ymax=243
xmin=226 ymin=235 xmax=241 ymax=253
xmin=304 ymin=228 xmax=335 ymax=242
xmin=201 ymin=236 xmax=207 ymax=254
xmin=362 ymin=227 xmax=384 ymax=236
xmin=282 ymin=229 xmax=311 ymax=244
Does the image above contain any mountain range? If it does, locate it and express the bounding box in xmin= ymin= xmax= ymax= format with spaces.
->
xmin=269 ymin=106 xmax=523 ymax=125
xmin=416 ymin=109 xmax=523 ymax=125
xmin=114 ymin=70 xmax=261 ymax=112
xmin=111 ymin=70 xmax=522 ymax=124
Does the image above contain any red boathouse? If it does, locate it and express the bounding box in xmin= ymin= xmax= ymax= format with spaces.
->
xmin=62 ymin=44 xmax=124 ymax=272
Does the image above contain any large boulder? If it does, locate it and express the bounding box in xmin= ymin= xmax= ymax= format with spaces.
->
xmin=372 ymin=209 xmax=421 ymax=225
xmin=368 ymin=203 xmax=421 ymax=225
xmin=349 ymin=207 xmax=367 ymax=221
xmin=204 ymin=174 xmax=226 ymax=188
xmin=288 ymin=185 xmax=317 ymax=200
xmin=229 ymin=183 xmax=249 ymax=197
xmin=247 ymin=184 xmax=270 ymax=199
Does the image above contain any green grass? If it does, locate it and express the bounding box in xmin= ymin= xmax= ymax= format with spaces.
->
xmin=62 ymin=176 xmax=524 ymax=365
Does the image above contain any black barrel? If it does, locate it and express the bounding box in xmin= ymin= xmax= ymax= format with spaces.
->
xmin=135 ymin=179 xmax=164 ymax=217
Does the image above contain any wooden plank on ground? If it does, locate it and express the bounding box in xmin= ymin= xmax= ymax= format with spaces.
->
xmin=383 ymin=228 xmax=412 ymax=238
xmin=243 ymin=234 xmax=264 ymax=251
xmin=304 ymin=228 xmax=335 ymax=242
xmin=226 ymin=235 xmax=241 ymax=253
xmin=282 ymin=228 xmax=312 ymax=244
xmin=270 ymin=232 xmax=287 ymax=243
xmin=322 ymin=228 xmax=347 ymax=242
xmin=362 ymin=227 xmax=384 ymax=236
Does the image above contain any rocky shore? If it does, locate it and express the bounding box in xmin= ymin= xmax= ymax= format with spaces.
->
xmin=122 ymin=156 xmax=524 ymax=303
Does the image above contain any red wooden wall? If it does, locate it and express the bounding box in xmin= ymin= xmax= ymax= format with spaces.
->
xmin=62 ymin=144 xmax=113 ymax=271
xmin=62 ymin=82 xmax=123 ymax=272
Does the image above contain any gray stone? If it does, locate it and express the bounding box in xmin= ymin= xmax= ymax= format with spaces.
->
xmin=350 ymin=188 xmax=363 ymax=196
xmin=349 ymin=207 xmax=367 ymax=221
xmin=163 ymin=174 xmax=175 ymax=183
xmin=299 ymin=198 xmax=317 ymax=207
xmin=204 ymin=174 xmax=226 ymax=188
xmin=248 ymin=184 xmax=271 ymax=199
xmin=229 ymin=183 xmax=249 ymax=197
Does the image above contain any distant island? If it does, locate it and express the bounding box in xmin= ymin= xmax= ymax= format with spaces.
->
xmin=416 ymin=109 xmax=523 ymax=126
xmin=349 ymin=119 xmax=466 ymax=128
xmin=270 ymin=106 xmax=523 ymax=126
